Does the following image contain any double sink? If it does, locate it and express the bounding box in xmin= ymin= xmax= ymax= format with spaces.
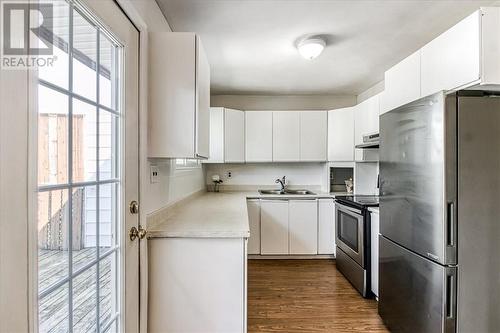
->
xmin=258 ymin=189 xmax=316 ymax=195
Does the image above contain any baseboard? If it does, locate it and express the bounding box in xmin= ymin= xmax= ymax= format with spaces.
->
xmin=248 ymin=254 xmax=335 ymax=260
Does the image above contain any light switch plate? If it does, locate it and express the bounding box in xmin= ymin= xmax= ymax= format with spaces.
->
xmin=150 ymin=165 xmax=159 ymax=183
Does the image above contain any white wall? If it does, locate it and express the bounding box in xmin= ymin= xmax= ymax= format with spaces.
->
xmin=205 ymin=163 xmax=327 ymax=189
xmin=211 ymin=94 xmax=356 ymax=110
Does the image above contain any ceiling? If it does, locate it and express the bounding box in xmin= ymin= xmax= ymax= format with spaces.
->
xmin=156 ymin=0 xmax=495 ymax=96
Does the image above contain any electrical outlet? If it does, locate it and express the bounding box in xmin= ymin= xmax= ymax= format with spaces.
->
xmin=150 ymin=165 xmax=159 ymax=183
xmin=227 ymin=171 xmax=232 ymax=178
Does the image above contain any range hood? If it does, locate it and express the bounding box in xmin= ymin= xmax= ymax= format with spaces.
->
xmin=355 ymin=132 xmax=379 ymax=149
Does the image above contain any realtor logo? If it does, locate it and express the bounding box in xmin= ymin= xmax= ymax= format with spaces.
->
xmin=1 ymin=1 xmax=56 ymax=69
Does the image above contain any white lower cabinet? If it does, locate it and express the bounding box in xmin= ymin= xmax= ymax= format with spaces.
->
xmin=370 ymin=210 xmax=380 ymax=297
xmin=289 ymin=200 xmax=318 ymax=254
xmin=258 ymin=199 xmax=320 ymax=255
xmin=247 ymin=199 xmax=261 ymax=254
xmin=260 ymin=200 xmax=289 ymax=254
xmin=318 ymin=199 xmax=336 ymax=255
xmin=148 ymin=237 xmax=247 ymax=332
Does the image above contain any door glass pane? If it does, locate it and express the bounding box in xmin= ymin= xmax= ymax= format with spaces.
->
xmin=339 ymin=212 xmax=359 ymax=251
xmin=37 ymin=3 xmax=123 ymax=332
xmin=38 ymin=0 xmax=70 ymax=89
xmin=73 ymin=10 xmax=97 ymax=101
xmin=72 ymin=99 xmax=97 ymax=183
xmin=38 ymin=85 xmax=69 ymax=186
xmin=99 ymin=33 xmax=117 ymax=110
xmin=73 ymin=186 xmax=97 ymax=272
xmin=73 ymin=265 xmax=97 ymax=332
xmin=99 ymin=254 xmax=117 ymax=326
xmin=38 ymin=189 xmax=69 ymax=292
xmin=38 ymin=283 xmax=70 ymax=333
xmin=99 ymin=183 xmax=117 ymax=255
xmin=99 ymin=111 xmax=118 ymax=180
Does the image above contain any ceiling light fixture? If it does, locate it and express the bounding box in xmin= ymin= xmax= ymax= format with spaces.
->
xmin=297 ymin=37 xmax=326 ymax=60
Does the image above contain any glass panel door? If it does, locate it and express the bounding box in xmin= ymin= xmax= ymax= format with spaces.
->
xmin=37 ymin=1 xmax=122 ymax=332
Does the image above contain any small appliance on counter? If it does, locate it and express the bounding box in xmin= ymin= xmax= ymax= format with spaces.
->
xmin=334 ymin=195 xmax=379 ymax=298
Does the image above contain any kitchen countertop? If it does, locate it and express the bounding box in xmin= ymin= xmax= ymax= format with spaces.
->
xmin=147 ymin=190 xmax=349 ymax=239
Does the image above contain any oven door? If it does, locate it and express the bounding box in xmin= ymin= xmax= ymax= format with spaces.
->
xmin=335 ymin=202 xmax=365 ymax=267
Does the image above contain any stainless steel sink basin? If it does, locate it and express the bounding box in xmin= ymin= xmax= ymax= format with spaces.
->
xmin=258 ymin=189 xmax=316 ymax=195
xmin=284 ymin=189 xmax=316 ymax=195
xmin=258 ymin=190 xmax=285 ymax=195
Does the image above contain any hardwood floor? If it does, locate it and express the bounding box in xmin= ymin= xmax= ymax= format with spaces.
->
xmin=248 ymin=259 xmax=389 ymax=333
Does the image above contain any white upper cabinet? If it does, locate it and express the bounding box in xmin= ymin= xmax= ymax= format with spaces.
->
xmin=245 ymin=111 xmax=273 ymax=162
xmin=273 ymin=112 xmax=300 ymax=162
xmin=289 ymin=200 xmax=318 ymax=255
xmin=354 ymin=94 xmax=380 ymax=161
xmin=328 ymin=107 xmax=354 ymax=161
xmin=421 ymin=11 xmax=480 ymax=97
xmin=300 ymin=111 xmax=327 ymax=161
xmin=380 ymin=50 xmax=421 ymax=114
xmin=148 ymin=33 xmax=210 ymax=159
xmin=224 ymin=109 xmax=245 ymax=163
xmin=205 ymin=107 xmax=224 ymax=163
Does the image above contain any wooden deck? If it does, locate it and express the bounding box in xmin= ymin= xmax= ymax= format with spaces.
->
xmin=248 ymin=259 xmax=389 ymax=333
xmin=38 ymin=248 xmax=114 ymax=332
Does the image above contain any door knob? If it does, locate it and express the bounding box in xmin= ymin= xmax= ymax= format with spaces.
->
xmin=129 ymin=225 xmax=147 ymax=241
xmin=129 ymin=200 xmax=139 ymax=214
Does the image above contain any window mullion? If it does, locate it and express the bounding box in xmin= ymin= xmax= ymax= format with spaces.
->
xmin=68 ymin=2 xmax=74 ymax=332
xmin=96 ymin=25 xmax=102 ymax=333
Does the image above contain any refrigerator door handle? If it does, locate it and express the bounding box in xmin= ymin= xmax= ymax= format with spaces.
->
xmin=444 ymin=270 xmax=457 ymax=333
xmin=445 ymin=274 xmax=455 ymax=318
xmin=446 ymin=202 xmax=455 ymax=246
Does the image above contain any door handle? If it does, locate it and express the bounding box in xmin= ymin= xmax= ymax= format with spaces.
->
xmin=129 ymin=225 xmax=147 ymax=241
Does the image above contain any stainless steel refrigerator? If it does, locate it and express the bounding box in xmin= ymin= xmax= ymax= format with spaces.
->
xmin=379 ymin=91 xmax=500 ymax=333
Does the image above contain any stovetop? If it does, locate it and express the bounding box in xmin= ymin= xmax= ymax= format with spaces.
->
xmin=335 ymin=195 xmax=379 ymax=209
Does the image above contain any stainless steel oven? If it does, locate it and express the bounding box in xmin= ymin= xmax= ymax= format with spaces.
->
xmin=334 ymin=198 xmax=374 ymax=298
xmin=335 ymin=202 xmax=365 ymax=267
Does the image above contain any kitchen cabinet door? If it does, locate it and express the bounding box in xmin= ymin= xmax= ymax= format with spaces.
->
xmin=148 ymin=33 xmax=210 ymax=159
xmin=245 ymin=111 xmax=273 ymax=162
xmin=421 ymin=11 xmax=480 ymax=97
xmin=318 ymin=199 xmax=335 ymax=255
xmin=204 ymin=107 xmax=224 ymax=163
xmin=260 ymin=200 xmax=289 ymax=255
xmin=196 ymin=36 xmax=210 ymax=159
xmin=289 ymin=200 xmax=318 ymax=255
xmin=380 ymin=50 xmax=421 ymax=114
xmin=224 ymin=108 xmax=245 ymax=163
xmin=247 ymin=200 xmax=261 ymax=255
xmin=328 ymin=107 xmax=354 ymax=161
xmin=273 ymin=112 xmax=300 ymax=162
xmin=354 ymin=94 xmax=380 ymax=161
xmin=371 ymin=210 xmax=380 ymax=297
xmin=300 ymin=111 xmax=327 ymax=161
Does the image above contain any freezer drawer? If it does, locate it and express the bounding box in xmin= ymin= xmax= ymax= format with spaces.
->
xmin=379 ymin=236 xmax=456 ymax=333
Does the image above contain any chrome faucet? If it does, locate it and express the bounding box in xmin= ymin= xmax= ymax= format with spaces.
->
xmin=275 ymin=176 xmax=286 ymax=193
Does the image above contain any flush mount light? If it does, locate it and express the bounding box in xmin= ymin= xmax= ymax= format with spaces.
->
xmin=297 ymin=37 xmax=326 ymax=60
